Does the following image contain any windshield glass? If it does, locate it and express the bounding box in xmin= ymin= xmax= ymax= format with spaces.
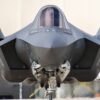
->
xmin=40 ymin=7 xmax=65 ymax=28
xmin=31 ymin=6 xmax=71 ymax=32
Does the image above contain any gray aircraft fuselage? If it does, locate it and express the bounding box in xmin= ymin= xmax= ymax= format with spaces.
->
xmin=0 ymin=5 xmax=100 ymax=99
xmin=16 ymin=27 xmax=85 ymax=71
xmin=0 ymin=5 xmax=100 ymax=84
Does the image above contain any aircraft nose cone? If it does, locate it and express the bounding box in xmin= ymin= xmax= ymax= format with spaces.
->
xmin=29 ymin=32 xmax=68 ymax=48
xmin=32 ymin=46 xmax=70 ymax=70
xmin=30 ymin=32 xmax=72 ymax=69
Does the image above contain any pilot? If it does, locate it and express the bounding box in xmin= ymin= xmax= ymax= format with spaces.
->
xmin=40 ymin=7 xmax=59 ymax=27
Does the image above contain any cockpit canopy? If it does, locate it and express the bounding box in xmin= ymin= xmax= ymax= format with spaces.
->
xmin=32 ymin=5 xmax=70 ymax=30
xmin=40 ymin=7 xmax=61 ymax=27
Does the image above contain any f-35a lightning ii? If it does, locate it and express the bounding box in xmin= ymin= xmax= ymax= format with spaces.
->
xmin=0 ymin=5 xmax=100 ymax=99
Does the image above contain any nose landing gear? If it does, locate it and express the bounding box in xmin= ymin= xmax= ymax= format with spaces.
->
xmin=31 ymin=61 xmax=71 ymax=100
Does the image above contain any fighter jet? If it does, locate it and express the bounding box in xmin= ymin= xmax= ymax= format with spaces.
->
xmin=0 ymin=5 xmax=100 ymax=99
